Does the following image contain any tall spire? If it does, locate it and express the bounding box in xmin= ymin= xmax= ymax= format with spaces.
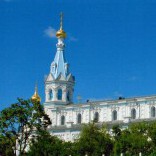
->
xmin=50 ymin=13 xmax=69 ymax=79
xmin=45 ymin=13 xmax=75 ymax=105
xmin=56 ymin=12 xmax=66 ymax=39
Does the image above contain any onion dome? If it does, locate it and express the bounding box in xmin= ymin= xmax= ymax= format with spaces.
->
xmin=31 ymin=85 xmax=41 ymax=103
xmin=56 ymin=12 xmax=66 ymax=39
xmin=56 ymin=29 xmax=66 ymax=38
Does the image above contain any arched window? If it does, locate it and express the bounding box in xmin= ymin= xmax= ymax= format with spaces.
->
xmin=151 ymin=106 xmax=156 ymax=118
xmin=94 ymin=112 xmax=99 ymax=122
xmin=77 ymin=113 xmax=82 ymax=124
xmin=67 ymin=91 xmax=70 ymax=101
xmin=52 ymin=63 xmax=56 ymax=73
xmin=58 ymin=89 xmax=62 ymax=100
xmin=112 ymin=110 xmax=117 ymax=121
xmin=61 ymin=115 xmax=65 ymax=125
xmin=49 ymin=89 xmax=53 ymax=100
xmin=131 ymin=108 xmax=136 ymax=119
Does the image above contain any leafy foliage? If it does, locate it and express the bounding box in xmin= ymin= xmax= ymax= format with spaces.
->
xmin=0 ymin=134 xmax=15 ymax=156
xmin=0 ymin=98 xmax=51 ymax=156
xmin=27 ymin=129 xmax=78 ymax=156
xmin=1 ymin=99 xmax=156 ymax=156
xmin=75 ymin=123 xmax=113 ymax=156
xmin=112 ymin=122 xmax=152 ymax=156
xmin=27 ymin=129 xmax=63 ymax=156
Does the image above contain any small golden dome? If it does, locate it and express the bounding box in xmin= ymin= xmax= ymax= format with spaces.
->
xmin=31 ymin=85 xmax=41 ymax=103
xmin=56 ymin=12 xmax=66 ymax=39
xmin=56 ymin=29 xmax=66 ymax=39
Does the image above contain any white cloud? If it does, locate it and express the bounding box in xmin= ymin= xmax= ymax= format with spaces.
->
xmin=44 ymin=26 xmax=56 ymax=39
xmin=44 ymin=26 xmax=78 ymax=42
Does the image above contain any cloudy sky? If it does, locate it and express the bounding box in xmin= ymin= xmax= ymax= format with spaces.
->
xmin=1 ymin=0 xmax=156 ymax=109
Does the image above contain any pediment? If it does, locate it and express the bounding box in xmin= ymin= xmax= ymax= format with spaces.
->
xmin=56 ymin=73 xmax=66 ymax=81
xmin=46 ymin=73 xmax=54 ymax=82
xmin=67 ymin=73 xmax=75 ymax=82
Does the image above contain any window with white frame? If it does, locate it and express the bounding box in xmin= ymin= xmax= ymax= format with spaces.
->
xmin=67 ymin=91 xmax=70 ymax=101
xmin=49 ymin=89 xmax=53 ymax=100
xmin=94 ymin=112 xmax=99 ymax=122
xmin=151 ymin=106 xmax=156 ymax=118
xmin=112 ymin=110 xmax=117 ymax=121
xmin=77 ymin=113 xmax=82 ymax=124
xmin=131 ymin=108 xmax=136 ymax=119
xmin=61 ymin=115 xmax=65 ymax=125
xmin=58 ymin=89 xmax=62 ymax=100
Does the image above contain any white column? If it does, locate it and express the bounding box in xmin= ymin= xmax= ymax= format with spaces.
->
xmin=62 ymin=90 xmax=66 ymax=102
xmin=45 ymin=91 xmax=49 ymax=102
xmin=53 ymin=90 xmax=57 ymax=101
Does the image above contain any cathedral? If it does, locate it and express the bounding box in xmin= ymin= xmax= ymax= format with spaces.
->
xmin=32 ymin=14 xmax=156 ymax=142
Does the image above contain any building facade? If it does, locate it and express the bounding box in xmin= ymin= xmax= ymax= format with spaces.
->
xmin=44 ymin=15 xmax=156 ymax=142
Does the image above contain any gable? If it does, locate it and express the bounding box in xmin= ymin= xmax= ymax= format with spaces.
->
xmin=46 ymin=73 xmax=54 ymax=81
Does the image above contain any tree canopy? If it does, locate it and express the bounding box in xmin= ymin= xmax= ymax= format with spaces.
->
xmin=1 ymin=100 xmax=156 ymax=156
xmin=0 ymin=98 xmax=51 ymax=156
xmin=75 ymin=123 xmax=113 ymax=156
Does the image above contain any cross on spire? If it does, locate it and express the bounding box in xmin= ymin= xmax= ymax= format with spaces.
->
xmin=56 ymin=12 xmax=66 ymax=39
xmin=60 ymin=12 xmax=63 ymax=30
xmin=35 ymin=81 xmax=38 ymax=93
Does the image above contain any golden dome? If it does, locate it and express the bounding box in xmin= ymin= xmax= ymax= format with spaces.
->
xmin=31 ymin=85 xmax=41 ymax=103
xmin=56 ymin=12 xmax=66 ymax=39
xmin=56 ymin=29 xmax=66 ymax=38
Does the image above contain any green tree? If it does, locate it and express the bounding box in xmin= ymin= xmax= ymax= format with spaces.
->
xmin=148 ymin=122 xmax=156 ymax=150
xmin=27 ymin=129 xmax=63 ymax=156
xmin=0 ymin=98 xmax=51 ymax=156
xmin=0 ymin=134 xmax=15 ymax=156
xmin=129 ymin=122 xmax=151 ymax=155
xmin=60 ymin=141 xmax=78 ymax=156
xmin=75 ymin=123 xmax=113 ymax=156
xmin=112 ymin=123 xmax=151 ymax=156
xmin=27 ymin=129 xmax=78 ymax=156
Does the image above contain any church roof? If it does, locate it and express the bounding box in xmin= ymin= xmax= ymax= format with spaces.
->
xmin=51 ymin=48 xmax=68 ymax=79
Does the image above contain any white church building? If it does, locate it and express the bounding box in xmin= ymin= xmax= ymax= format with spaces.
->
xmin=42 ymin=14 xmax=156 ymax=142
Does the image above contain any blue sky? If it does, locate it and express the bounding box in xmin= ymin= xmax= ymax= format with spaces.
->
xmin=1 ymin=0 xmax=156 ymax=109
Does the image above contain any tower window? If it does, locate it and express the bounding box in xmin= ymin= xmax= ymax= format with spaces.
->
xmin=131 ymin=108 xmax=136 ymax=119
xmin=112 ymin=110 xmax=117 ymax=121
xmin=94 ymin=112 xmax=99 ymax=122
xmin=52 ymin=66 xmax=55 ymax=73
xmin=61 ymin=115 xmax=65 ymax=125
xmin=51 ymin=63 xmax=56 ymax=73
xmin=65 ymin=63 xmax=69 ymax=75
xmin=151 ymin=106 xmax=156 ymax=118
xmin=77 ymin=113 xmax=82 ymax=124
xmin=67 ymin=91 xmax=70 ymax=101
xmin=49 ymin=89 xmax=53 ymax=100
xmin=58 ymin=89 xmax=62 ymax=100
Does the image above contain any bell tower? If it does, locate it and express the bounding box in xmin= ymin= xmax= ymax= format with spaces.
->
xmin=45 ymin=13 xmax=75 ymax=106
